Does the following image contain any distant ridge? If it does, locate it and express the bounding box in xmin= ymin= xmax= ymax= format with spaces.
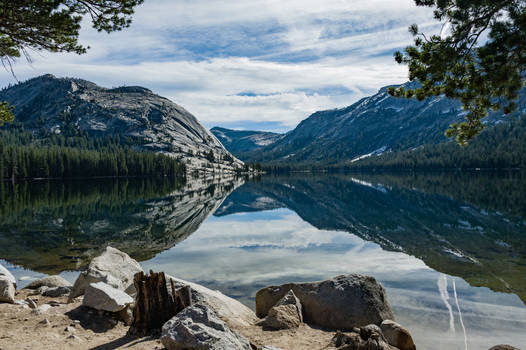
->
xmin=210 ymin=126 xmax=284 ymax=159
xmin=243 ymin=81 xmax=525 ymax=165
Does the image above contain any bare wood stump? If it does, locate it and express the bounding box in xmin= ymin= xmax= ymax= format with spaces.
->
xmin=128 ymin=270 xmax=191 ymax=337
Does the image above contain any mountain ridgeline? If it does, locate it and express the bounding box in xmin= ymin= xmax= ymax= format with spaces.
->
xmin=0 ymin=75 xmax=243 ymax=174
xmin=210 ymin=127 xmax=283 ymax=159
xmin=229 ymin=82 xmax=526 ymax=167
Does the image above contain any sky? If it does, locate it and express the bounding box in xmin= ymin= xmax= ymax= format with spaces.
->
xmin=0 ymin=0 xmax=440 ymax=132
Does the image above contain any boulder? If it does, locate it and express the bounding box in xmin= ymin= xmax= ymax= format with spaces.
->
xmin=42 ymin=286 xmax=72 ymax=297
xmin=332 ymin=325 xmax=397 ymax=350
xmin=68 ymin=246 xmax=143 ymax=301
xmin=380 ymin=320 xmax=415 ymax=350
xmin=31 ymin=304 xmax=52 ymax=315
xmin=489 ymin=346 xmax=521 ymax=350
xmin=259 ymin=290 xmax=303 ymax=329
xmin=24 ymin=275 xmax=72 ymax=290
xmin=260 ymin=304 xmax=302 ymax=330
xmin=256 ymin=274 xmax=394 ymax=330
xmin=161 ymin=303 xmax=252 ymax=350
xmin=165 ymin=275 xmax=258 ymax=328
xmin=0 ymin=277 xmax=15 ymax=304
xmin=82 ymin=282 xmax=134 ymax=312
xmin=0 ymin=264 xmax=16 ymax=287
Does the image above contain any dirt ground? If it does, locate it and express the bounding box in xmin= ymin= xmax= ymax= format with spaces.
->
xmin=0 ymin=290 xmax=338 ymax=350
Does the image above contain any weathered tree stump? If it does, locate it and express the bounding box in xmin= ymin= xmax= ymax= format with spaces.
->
xmin=128 ymin=270 xmax=191 ymax=337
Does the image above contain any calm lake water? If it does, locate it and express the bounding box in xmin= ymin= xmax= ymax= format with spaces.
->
xmin=1 ymin=173 xmax=526 ymax=349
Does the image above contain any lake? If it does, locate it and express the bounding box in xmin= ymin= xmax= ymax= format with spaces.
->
xmin=1 ymin=172 xmax=526 ymax=349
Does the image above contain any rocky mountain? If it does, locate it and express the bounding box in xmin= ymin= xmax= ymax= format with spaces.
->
xmin=0 ymin=74 xmax=243 ymax=172
xmin=245 ymin=82 xmax=526 ymax=164
xmin=210 ymin=127 xmax=283 ymax=159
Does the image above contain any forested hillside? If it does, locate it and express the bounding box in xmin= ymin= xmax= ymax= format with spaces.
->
xmin=0 ymin=125 xmax=185 ymax=179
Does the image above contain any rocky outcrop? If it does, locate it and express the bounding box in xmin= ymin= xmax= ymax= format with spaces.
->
xmin=166 ymin=275 xmax=258 ymax=329
xmin=68 ymin=246 xmax=143 ymax=301
xmin=0 ymin=277 xmax=15 ymax=304
xmin=161 ymin=303 xmax=252 ymax=350
xmin=488 ymin=346 xmax=521 ymax=350
xmin=24 ymin=275 xmax=72 ymax=290
xmin=380 ymin=320 xmax=415 ymax=350
xmin=82 ymin=282 xmax=134 ymax=312
xmin=256 ymin=275 xmax=394 ymax=330
xmin=0 ymin=74 xmax=243 ymax=173
xmin=258 ymin=290 xmax=303 ymax=330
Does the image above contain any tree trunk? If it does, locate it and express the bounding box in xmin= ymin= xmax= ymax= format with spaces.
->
xmin=128 ymin=270 xmax=191 ymax=337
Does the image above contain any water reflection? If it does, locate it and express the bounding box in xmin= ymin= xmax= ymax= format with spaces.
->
xmin=216 ymin=173 xmax=526 ymax=305
xmin=0 ymin=176 xmax=242 ymax=273
xmin=1 ymin=172 xmax=526 ymax=349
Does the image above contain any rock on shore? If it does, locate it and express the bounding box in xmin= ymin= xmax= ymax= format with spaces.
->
xmin=256 ymin=274 xmax=394 ymax=330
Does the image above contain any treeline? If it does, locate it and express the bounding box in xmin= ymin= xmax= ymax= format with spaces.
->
xmin=0 ymin=126 xmax=185 ymax=179
xmin=348 ymin=116 xmax=526 ymax=170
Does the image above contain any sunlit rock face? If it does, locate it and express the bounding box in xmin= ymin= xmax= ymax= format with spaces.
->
xmin=245 ymin=82 xmax=525 ymax=164
xmin=215 ymin=174 xmax=526 ymax=304
xmin=0 ymin=74 xmax=243 ymax=172
xmin=0 ymin=176 xmax=243 ymax=274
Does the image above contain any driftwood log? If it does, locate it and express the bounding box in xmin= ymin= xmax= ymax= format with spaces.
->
xmin=128 ymin=270 xmax=191 ymax=337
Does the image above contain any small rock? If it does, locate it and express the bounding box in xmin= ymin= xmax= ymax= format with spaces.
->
xmin=260 ymin=304 xmax=302 ymax=330
xmin=31 ymin=304 xmax=52 ymax=315
xmin=161 ymin=303 xmax=252 ymax=350
xmin=331 ymin=325 xmax=396 ymax=350
xmin=39 ymin=318 xmax=51 ymax=325
xmin=0 ymin=277 xmax=16 ymax=304
xmin=83 ymin=281 xmax=134 ymax=312
xmin=48 ymin=300 xmax=61 ymax=307
xmin=380 ymin=319 xmax=416 ymax=350
xmin=260 ymin=346 xmax=286 ymax=350
xmin=117 ymin=305 xmax=134 ymax=325
xmin=64 ymin=326 xmax=76 ymax=333
xmin=24 ymin=275 xmax=72 ymax=290
xmin=66 ymin=335 xmax=82 ymax=342
xmin=25 ymin=297 xmax=38 ymax=309
xmin=489 ymin=346 xmax=521 ymax=350
xmin=43 ymin=286 xmax=72 ymax=298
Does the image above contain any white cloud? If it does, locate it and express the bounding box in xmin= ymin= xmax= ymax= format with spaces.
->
xmin=0 ymin=0 xmax=439 ymax=131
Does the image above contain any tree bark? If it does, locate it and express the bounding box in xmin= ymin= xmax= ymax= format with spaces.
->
xmin=128 ymin=270 xmax=191 ymax=337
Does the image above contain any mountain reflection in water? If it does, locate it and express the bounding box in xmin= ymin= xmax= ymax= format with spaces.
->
xmin=1 ymin=172 xmax=526 ymax=349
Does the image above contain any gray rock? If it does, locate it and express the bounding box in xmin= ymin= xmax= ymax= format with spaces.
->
xmin=165 ymin=275 xmax=257 ymax=329
xmin=260 ymin=347 xmax=285 ymax=350
xmin=117 ymin=304 xmax=134 ymax=325
xmin=256 ymin=274 xmax=394 ymax=330
xmin=259 ymin=290 xmax=303 ymax=330
xmin=31 ymin=304 xmax=52 ymax=315
xmin=488 ymin=346 xmax=521 ymax=350
xmin=82 ymin=281 xmax=134 ymax=312
xmin=0 ymin=277 xmax=15 ymax=304
xmin=380 ymin=320 xmax=415 ymax=350
xmin=260 ymin=304 xmax=302 ymax=330
xmin=24 ymin=275 xmax=72 ymax=290
xmin=69 ymin=246 xmax=143 ymax=301
xmin=0 ymin=264 xmax=16 ymax=287
xmin=332 ymin=325 xmax=397 ymax=350
xmin=161 ymin=303 xmax=252 ymax=350
xmin=42 ymin=286 xmax=72 ymax=297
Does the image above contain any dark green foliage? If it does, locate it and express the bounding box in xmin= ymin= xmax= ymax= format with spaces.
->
xmin=0 ymin=126 xmax=185 ymax=180
xmin=392 ymin=0 xmax=526 ymax=145
xmin=0 ymin=101 xmax=13 ymax=126
xmin=350 ymin=117 xmax=526 ymax=170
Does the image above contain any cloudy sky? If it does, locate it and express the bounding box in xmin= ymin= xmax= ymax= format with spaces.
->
xmin=0 ymin=0 xmax=440 ymax=132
